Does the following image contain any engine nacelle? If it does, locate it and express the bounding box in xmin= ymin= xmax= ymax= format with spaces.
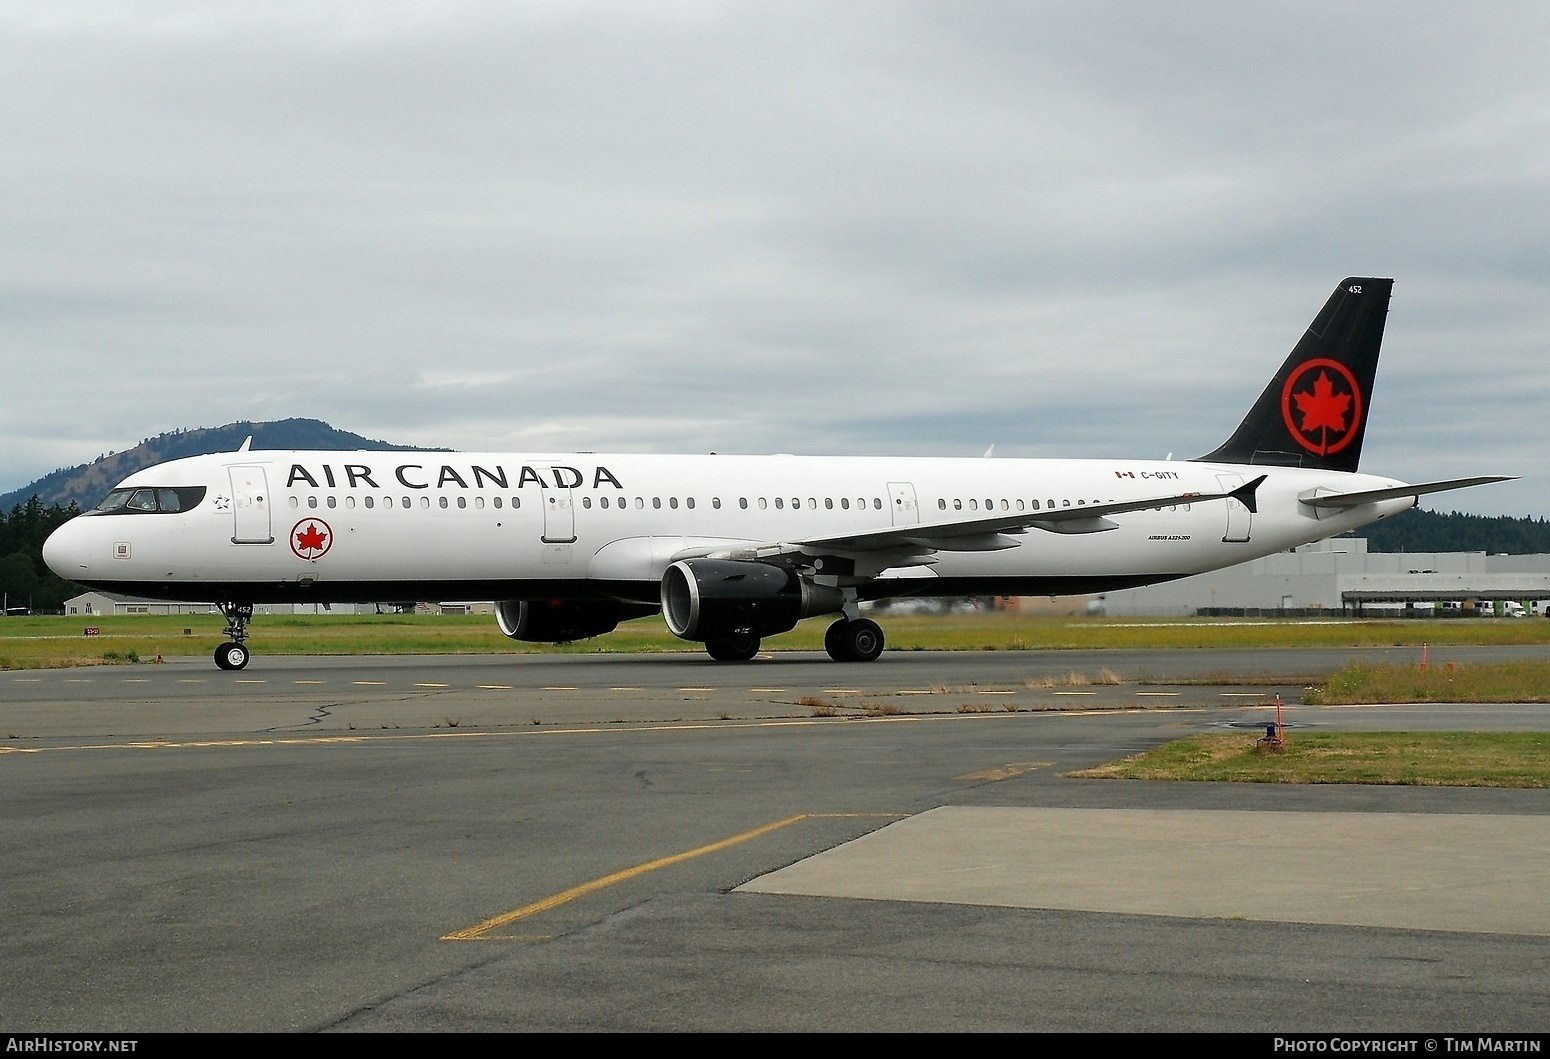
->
xmin=661 ymin=559 xmax=845 ymax=642
xmin=495 ymin=599 xmax=659 ymax=643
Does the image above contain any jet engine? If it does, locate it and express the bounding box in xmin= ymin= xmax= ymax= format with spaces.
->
xmin=495 ymin=599 xmax=660 ymax=643
xmin=660 ymin=559 xmax=845 ymax=642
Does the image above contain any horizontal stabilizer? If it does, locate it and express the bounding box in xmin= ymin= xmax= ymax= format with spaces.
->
xmin=1299 ymin=475 xmax=1517 ymax=510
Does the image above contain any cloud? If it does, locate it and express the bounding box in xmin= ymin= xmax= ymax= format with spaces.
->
xmin=1 ymin=1 xmax=1545 ymax=515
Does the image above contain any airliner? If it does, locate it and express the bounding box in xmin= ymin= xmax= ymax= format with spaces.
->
xmin=42 ymin=277 xmax=1511 ymax=670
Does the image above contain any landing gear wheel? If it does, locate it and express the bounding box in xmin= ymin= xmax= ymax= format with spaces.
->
xmin=215 ymin=641 xmax=250 ymax=671
xmin=836 ymin=618 xmax=884 ymax=662
xmin=824 ymin=618 xmax=854 ymax=662
xmin=706 ymin=634 xmax=761 ymax=662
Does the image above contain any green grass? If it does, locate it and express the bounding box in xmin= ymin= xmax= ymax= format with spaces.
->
xmin=2 ymin=610 xmax=1548 ymax=670
xmin=1303 ymin=660 xmax=1550 ymax=704
xmin=1073 ymin=731 xmax=1550 ymax=787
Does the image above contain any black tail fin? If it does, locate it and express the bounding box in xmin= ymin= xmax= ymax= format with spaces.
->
xmin=1197 ymin=277 xmax=1392 ymax=472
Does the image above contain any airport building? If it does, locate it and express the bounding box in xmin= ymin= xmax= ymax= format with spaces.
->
xmin=1098 ymin=538 xmax=1550 ymax=617
xmin=62 ymin=592 xmax=373 ymax=617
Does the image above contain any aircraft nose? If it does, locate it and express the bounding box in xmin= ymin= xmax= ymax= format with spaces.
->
xmin=42 ymin=518 xmax=92 ymax=579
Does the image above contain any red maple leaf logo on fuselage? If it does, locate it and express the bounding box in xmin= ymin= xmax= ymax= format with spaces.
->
xmin=290 ymin=519 xmax=333 ymax=559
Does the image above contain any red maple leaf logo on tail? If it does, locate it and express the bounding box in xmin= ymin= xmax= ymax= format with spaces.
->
xmin=1280 ymin=359 xmax=1362 ymax=457
xmin=1293 ymin=371 xmax=1351 ymax=435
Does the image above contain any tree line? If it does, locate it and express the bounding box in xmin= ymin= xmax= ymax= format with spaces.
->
xmin=1355 ymin=508 xmax=1550 ymax=555
xmin=1 ymin=497 xmax=82 ymax=613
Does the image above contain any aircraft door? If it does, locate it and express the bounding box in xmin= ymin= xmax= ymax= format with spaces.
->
xmin=541 ymin=486 xmax=577 ymax=543
xmin=887 ymin=482 xmax=920 ymax=527
xmin=1216 ymin=473 xmax=1251 ymax=543
xmin=228 ymin=465 xmax=274 ymax=544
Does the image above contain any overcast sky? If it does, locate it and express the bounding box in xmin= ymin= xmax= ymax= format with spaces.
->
xmin=2 ymin=1 xmax=1546 ymax=515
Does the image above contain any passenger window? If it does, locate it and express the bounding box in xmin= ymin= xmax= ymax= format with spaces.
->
xmin=969 ymin=499 xmax=978 ymax=511
xmin=345 ymin=496 xmax=355 ymax=509
xmin=872 ymin=498 xmax=881 ymax=509
xmin=421 ymin=497 xmax=430 ymax=509
xmin=365 ymin=496 xmax=375 ymax=509
xmin=635 ymin=497 xmax=644 ymax=509
xmin=775 ymin=497 xmax=784 ymax=509
xmin=457 ymin=496 xmax=466 ymax=509
xmin=841 ymin=498 xmax=850 ymax=510
xmin=439 ymin=496 xmax=449 ymax=509
xmin=1016 ymin=500 xmax=1024 ymax=511
xmin=307 ymin=496 xmax=318 ymax=509
xmin=653 ymin=497 xmax=662 ymax=509
xmin=669 ymin=497 xmax=678 ymax=509
xmin=493 ymin=497 xmax=502 ymax=509
xmin=582 ymin=497 xmax=591 ymax=509
xmin=289 ymin=496 xmax=299 ymax=508
xmin=937 ymin=499 xmax=946 ymax=510
xmin=327 ymin=496 xmax=337 ymax=509
xmin=712 ymin=498 xmax=721 ymax=509
xmin=686 ymin=497 xmax=695 ymax=509
xmin=792 ymin=498 xmax=799 ymax=509
xmin=475 ymin=496 xmax=485 ymax=509
xmin=740 ymin=498 xmax=749 ymax=509
xmin=759 ymin=498 xmax=768 ymax=509
xmin=954 ymin=499 xmax=962 ymax=510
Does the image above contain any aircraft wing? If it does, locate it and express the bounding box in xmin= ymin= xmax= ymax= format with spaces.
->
xmin=708 ymin=477 xmax=1267 ymax=561
xmin=1298 ymin=475 xmax=1517 ymax=511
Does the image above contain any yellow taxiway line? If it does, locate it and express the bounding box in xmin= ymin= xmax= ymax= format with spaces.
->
xmin=442 ymin=812 xmax=903 ymax=941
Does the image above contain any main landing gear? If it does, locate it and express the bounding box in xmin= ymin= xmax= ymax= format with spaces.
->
xmin=214 ymin=602 xmax=254 ymax=671
xmin=824 ymin=617 xmax=884 ymax=662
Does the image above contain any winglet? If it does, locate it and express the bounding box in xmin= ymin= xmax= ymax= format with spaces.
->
xmin=237 ymin=436 xmax=253 ymax=452
xmin=1230 ymin=474 xmax=1267 ymax=514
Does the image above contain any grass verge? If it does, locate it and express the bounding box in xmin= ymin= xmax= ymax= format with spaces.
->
xmin=2 ymin=611 xmax=1548 ymax=670
xmin=1305 ymin=660 xmax=1550 ymax=704
xmin=1071 ymin=731 xmax=1550 ymax=787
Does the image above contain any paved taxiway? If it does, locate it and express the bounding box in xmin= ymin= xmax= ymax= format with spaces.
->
xmin=3 ymin=647 xmax=1549 ymax=1031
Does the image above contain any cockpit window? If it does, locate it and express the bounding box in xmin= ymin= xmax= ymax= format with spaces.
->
xmin=92 ymin=486 xmax=207 ymax=514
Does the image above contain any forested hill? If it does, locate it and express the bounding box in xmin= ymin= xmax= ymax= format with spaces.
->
xmin=1350 ymin=508 xmax=1550 ymax=554
xmin=0 ymin=419 xmax=431 ymax=513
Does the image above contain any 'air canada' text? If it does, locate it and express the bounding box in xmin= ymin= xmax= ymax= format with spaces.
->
xmin=284 ymin=464 xmax=623 ymax=492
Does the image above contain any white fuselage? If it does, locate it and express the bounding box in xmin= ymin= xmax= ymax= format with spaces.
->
xmin=42 ymin=449 xmax=1413 ymax=605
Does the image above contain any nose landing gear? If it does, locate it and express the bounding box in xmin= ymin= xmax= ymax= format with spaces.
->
xmin=214 ymin=602 xmax=254 ymax=671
